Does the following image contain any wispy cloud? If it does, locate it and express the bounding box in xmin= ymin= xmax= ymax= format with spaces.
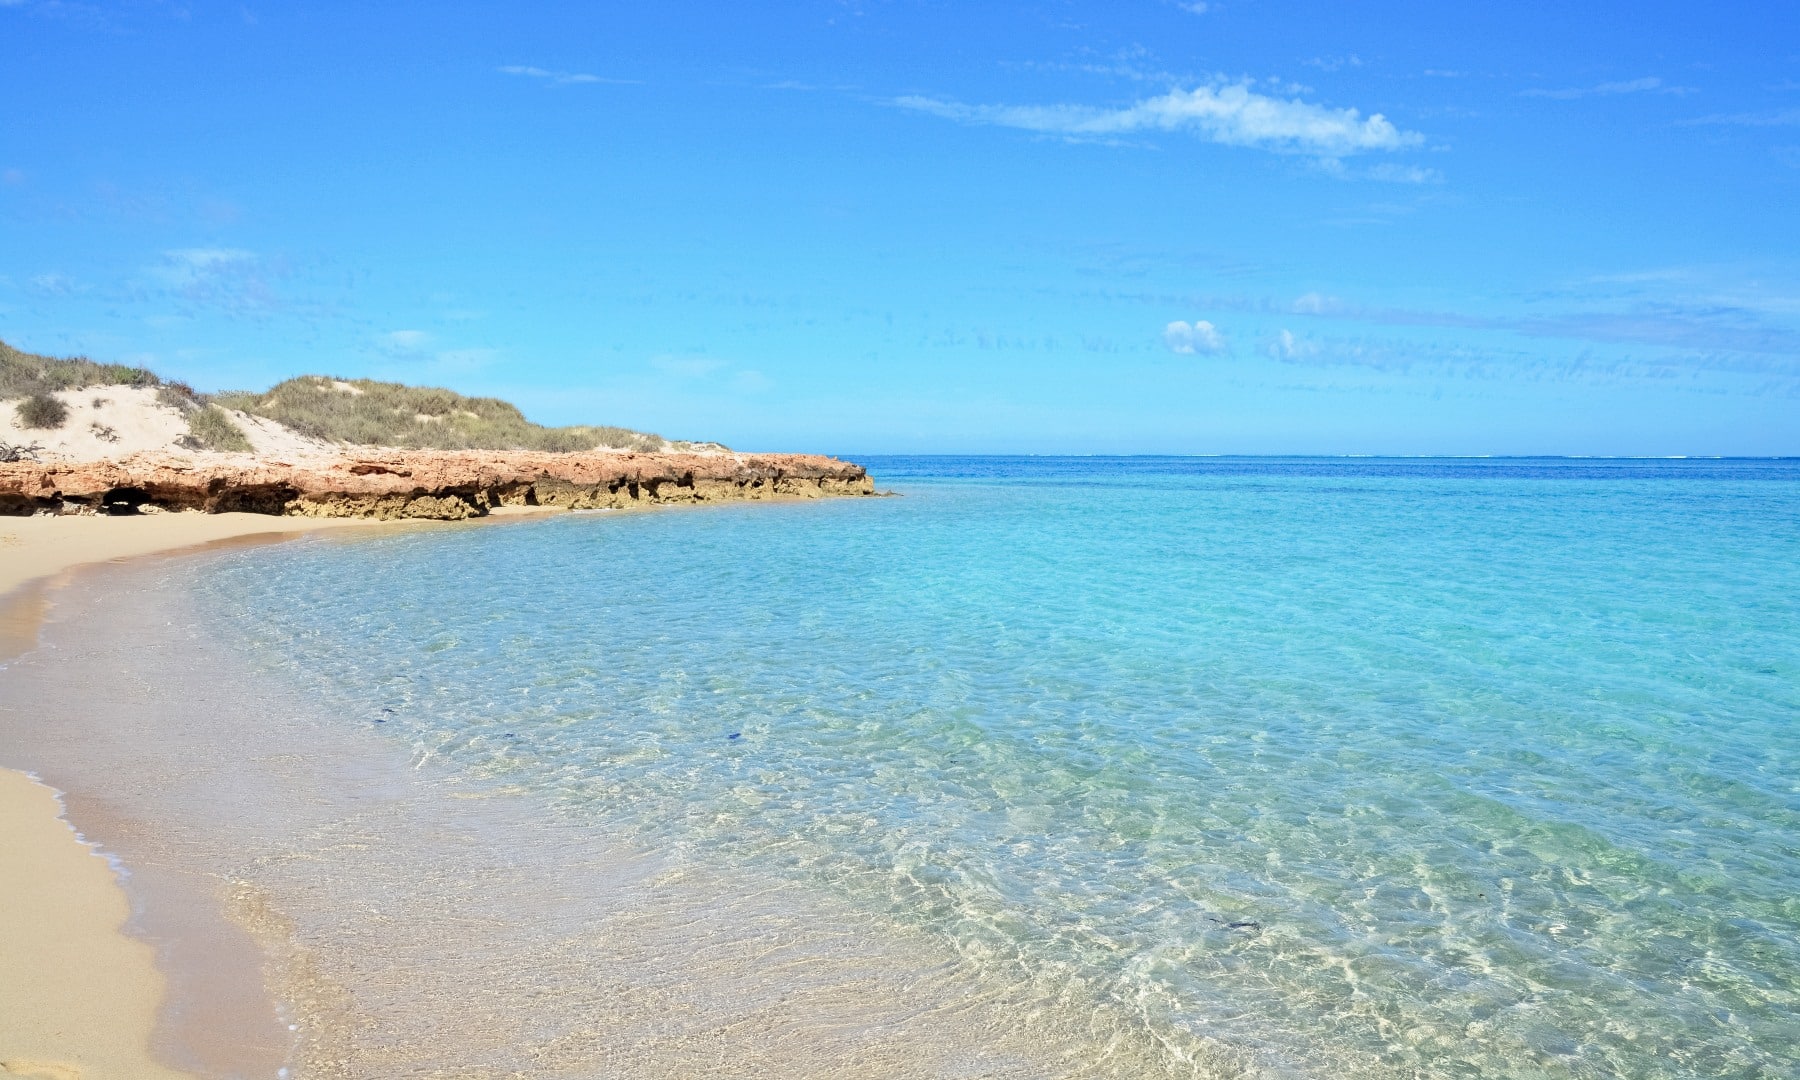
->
xmin=379 ymin=329 xmax=431 ymax=356
xmin=1254 ymin=328 xmax=1800 ymax=393
xmin=1316 ymin=159 xmax=1444 ymax=184
xmin=1163 ymin=319 xmax=1226 ymax=355
xmin=371 ymin=330 xmax=495 ymax=372
xmin=430 ymin=348 xmax=497 ymax=372
xmin=999 ymin=54 xmax=1189 ymax=87
xmin=895 ymin=83 xmax=1423 ymax=158
xmin=648 ymin=354 xmax=770 ymax=393
xmin=154 ymin=247 xmax=255 ymax=287
xmin=147 ymin=248 xmax=281 ymax=314
xmin=498 ymin=65 xmax=637 ymax=86
xmin=27 ymin=271 xmax=83 ymax=297
xmin=650 ymin=355 xmax=727 ymax=378
xmin=1267 ymin=329 xmax=1319 ymax=361
xmin=1678 ymin=108 xmax=1800 ymax=127
xmin=1521 ymin=76 xmax=1692 ymax=100
xmin=1282 ymin=291 xmax=1800 ymax=357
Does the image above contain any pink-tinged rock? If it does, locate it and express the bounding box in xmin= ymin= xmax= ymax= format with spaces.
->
xmin=0 ymin=450 xmax=876 ymax=518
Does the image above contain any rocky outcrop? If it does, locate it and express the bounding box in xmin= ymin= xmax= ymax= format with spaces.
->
xmin=0 ymin=450 xmax=876 ymax=518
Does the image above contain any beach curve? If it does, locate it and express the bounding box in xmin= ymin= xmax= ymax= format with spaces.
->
xmin=0 ymin=510 xmax=522 ymax=1079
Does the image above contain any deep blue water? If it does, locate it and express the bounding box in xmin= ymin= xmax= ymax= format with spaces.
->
xmin=190 ymin=457 xmax=1800 ymax=1078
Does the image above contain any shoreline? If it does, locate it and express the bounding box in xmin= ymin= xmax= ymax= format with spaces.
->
xmin=0 ymin=490 xmax=891 ymax=1079
xmin=0 ymin=508 xmax=552 ymax=1080
xmin=0 ymin=507 xmax=1147 ymax=1079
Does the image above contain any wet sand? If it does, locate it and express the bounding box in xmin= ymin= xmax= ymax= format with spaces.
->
xmin=0 ymin=509 xmax=551 ymax=1080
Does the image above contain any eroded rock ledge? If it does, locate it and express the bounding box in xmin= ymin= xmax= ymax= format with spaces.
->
xmin=0 ymin=450 xmax=875 ymax=519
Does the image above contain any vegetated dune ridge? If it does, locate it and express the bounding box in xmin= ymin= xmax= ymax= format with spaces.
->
xmin=0 ymin=449 xmax=876 ymax=518
xmin=2 ymin=339 xmax=874 ymax=518
xmin=1 ymin=338 xmax=708 ymax=457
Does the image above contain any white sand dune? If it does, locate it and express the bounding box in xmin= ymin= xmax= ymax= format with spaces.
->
xmin=1 ymin=386 xmax=333 ymax=461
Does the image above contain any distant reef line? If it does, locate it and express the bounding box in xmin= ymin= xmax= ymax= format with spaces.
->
xmin=0 ymin=449 xmax=877 ymax=519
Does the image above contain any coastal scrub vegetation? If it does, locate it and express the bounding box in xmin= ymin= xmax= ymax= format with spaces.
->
xmin=15 ymin=392 xmax=69 ymax=429
xmin=211 ymin=376 xmax=672 ymax=452
xmin=184 ymin=404 xmax=255 ymax=453
xmin=153 ymin=378 xmax=255 ymax=453
xmin=2 ymin=339 xmax=685 ymax=453
xmin=1 ymin=339 xmax=159 ymax=399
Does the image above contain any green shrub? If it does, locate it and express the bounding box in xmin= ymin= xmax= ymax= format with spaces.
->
xmin=185 ymin=404 xmax=254 ymax=452
xmin=101 ymin=363 xmax=158 ymax=387
xmin=16 ymin=392 xmax=69 ymax=429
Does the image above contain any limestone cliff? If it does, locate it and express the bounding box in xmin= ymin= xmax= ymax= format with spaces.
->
xmin=0 ymin=450 xmax=875 ymax=519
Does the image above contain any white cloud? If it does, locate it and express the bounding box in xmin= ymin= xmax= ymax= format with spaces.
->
xmin=498 ymin=65 xmax=635 ymax=86
xmin=1175 ymin=1 xmax=1211 ymax=12
xmin=1291 ymin=293 xmax=1339 ymax=315
xmin=1313 ymin=158 xmax=1443 ymax=184
xmin=896 ymin=82 xmax=1423 ymax=158
xmin=1164 ymin=319 xmax=1227 ymax=355
xmin=1522 ymin=76 xmax=1692 ymax=100
xmin=381 ymin=329 xmax=431 ymax=354
xmin=1268 ymin=329 xmax=1319 ymax=360
xmin=165 ymin=247 xmax=254 ymax=270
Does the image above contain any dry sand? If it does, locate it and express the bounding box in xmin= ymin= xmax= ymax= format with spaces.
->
xmin=0 ymin=511 xmax=384 ymax=599
xmin=0 ymin=770 xmax=193 ymax=1080
xmin=0 ymin=507 xmax=552 ymax=1078
xmin=1 ymin=386 xmax=332 ymax=461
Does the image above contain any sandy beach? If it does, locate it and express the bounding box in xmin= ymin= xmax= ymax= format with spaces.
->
xmin=0 ymin=769 xmax=195 ymax=1080
xmin=0 ymin=509 xmax=542 ymax=1080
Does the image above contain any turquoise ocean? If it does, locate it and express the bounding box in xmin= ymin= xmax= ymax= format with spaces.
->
xmin=182 ymin=457 xmax=1800 ymax=1078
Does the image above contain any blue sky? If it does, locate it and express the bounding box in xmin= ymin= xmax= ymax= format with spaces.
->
xmin=3 ymin=1 xmax=1797 ymax=454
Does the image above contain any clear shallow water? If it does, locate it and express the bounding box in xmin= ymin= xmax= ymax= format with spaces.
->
xmin=185 ymin=457 xmax=1800 ymax=1078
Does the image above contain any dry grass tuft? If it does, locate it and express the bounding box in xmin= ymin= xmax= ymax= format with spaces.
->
xmin=185 ymin=404 xmax=253 ymax=452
